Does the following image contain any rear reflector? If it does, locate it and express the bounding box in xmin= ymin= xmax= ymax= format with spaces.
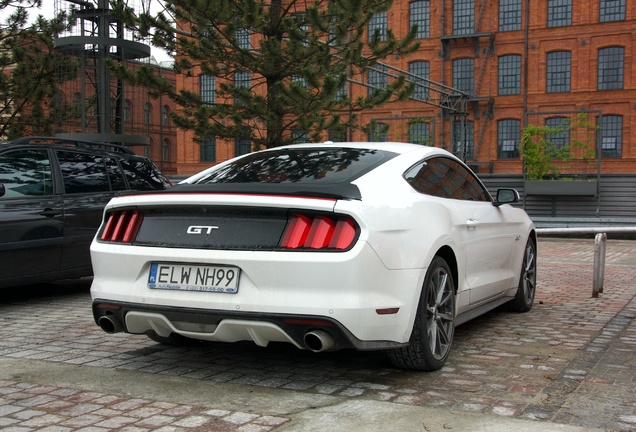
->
xmin=281 ymin=213 xmax=358 ymax=250
xmin=99 ymin=210 xmax=142 ymax=243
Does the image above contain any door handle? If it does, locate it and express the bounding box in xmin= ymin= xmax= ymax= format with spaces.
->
xmin=466 ymin=218 xmax=478 ymax=228
xmin=40 ymin=208 xmax=62 ymax=218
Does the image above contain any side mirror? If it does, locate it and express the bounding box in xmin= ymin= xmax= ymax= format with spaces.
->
xmin=493 ymin=188 xmax=519 ymax=207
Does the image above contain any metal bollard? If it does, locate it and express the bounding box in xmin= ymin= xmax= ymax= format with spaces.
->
xmin=592 ymin=232 xmax=607 ymax=298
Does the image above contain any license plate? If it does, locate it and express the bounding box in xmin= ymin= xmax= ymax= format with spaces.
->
xmin=148 ymin=263 xmax=240 ymax=293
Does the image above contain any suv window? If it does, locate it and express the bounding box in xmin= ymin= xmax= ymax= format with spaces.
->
xmin=121 ymin=158 xmax=171 ymax=191
xmin=404 ymin=156 xmax=491 ymax=201
xmin=57 ymin=150 xmax=111 ymax=194
xmin=0 ymin=149 xmax=53 ymax=198
xmin=194 ymin=148 xmax=397 ymax=185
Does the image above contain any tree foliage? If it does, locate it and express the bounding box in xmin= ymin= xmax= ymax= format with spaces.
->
xmin=0 ymin=0 xmax=70 ymax=139
xmin=521 ymin=113 xmax=598 ymax=180
xmin=113 ymin=0 xmax=419 ymax=149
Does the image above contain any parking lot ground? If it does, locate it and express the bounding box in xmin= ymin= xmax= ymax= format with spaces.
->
xmin=0 ymin=237 xmax=634 ymax=432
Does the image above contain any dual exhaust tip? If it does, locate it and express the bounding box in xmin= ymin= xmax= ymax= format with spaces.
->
xmin=97 ymin=314 xmax=337 ymax=352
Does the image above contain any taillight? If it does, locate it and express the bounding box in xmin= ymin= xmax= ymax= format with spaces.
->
xmin=99 ymin=210 xmax=142 ymax=243
xmin=280 ymin=213 xmax=358 ymax=251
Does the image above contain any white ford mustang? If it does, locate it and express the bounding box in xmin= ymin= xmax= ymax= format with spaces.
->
xmin=90 ymin=142 xmax=536 ymax=370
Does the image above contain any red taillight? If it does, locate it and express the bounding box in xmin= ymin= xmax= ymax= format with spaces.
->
xmin=281 ymin=213 xmax=358 ymax=251
xmin=99 ymin=210 xmax=142 ymax=243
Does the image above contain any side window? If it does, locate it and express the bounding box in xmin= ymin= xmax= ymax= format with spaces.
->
xmin=404 ymin=157 xmax=490 ymax=201
xmin=57 ymin=151 xmax=110 ymax=194
xmin=0 ymin=149 xmax=53 ymax=198
xmin=105 ymin=158 xmax=127 ymax=191
xmin=120 ymin=158 xmax=168 ymax=191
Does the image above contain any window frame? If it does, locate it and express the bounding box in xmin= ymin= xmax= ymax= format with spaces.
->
xmin=546 ymin=51 xmax=571 ymax=93
xmin=498 ymin=54 xmax=521 ymax=95
xmin=497 ymin=119 xmax=521 ymax=159
xmin=597 ymin=46 xmax=624 ymax=90
xmin=409 ymin=1 xmax=430 ymax=38
xmin=547 ymin=0 xmax=572 ymax=27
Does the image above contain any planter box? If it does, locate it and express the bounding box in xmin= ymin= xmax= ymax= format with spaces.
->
xmin=525 ymin=180 xmax=598 ymax=197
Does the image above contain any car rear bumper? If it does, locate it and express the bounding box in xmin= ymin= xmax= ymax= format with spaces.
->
xmin=92 ymin=300 xmax=409 ymax=351
xmin=90 ymin=241 xmax=426 ymax=346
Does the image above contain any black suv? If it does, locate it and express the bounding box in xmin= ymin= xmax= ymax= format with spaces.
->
xmin=0 ymin=136 xmax=171 ymax=288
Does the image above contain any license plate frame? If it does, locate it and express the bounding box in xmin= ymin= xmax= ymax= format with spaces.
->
xmin=148 ymin=262 xmax=240 ymax=293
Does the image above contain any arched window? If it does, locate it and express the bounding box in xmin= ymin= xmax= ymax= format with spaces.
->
xmin=143 ymin=103 xmax=152 ymax=124
xmin=161 ymin=105 xmax=170 ymax=126
xmin=124 ymin=100 xmax=132 ymax=122
xmin=162 ymin=138 xmax=170 ymax=161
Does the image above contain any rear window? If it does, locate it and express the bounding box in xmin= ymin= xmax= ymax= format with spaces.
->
xmin=193 ymin=148 xmax=396 ymax=185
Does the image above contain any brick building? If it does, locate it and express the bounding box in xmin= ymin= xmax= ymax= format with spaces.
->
xmin=175 ymin=0 xmax=635 ymax=176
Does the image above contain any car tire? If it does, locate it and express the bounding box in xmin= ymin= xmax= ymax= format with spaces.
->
xmin=387 ymin=256 xmax=456 ymax=371
xmin=146 ymin=330 xmax=195 ymax=345
xmin=506 ymin=238 xmax=537 ymax=312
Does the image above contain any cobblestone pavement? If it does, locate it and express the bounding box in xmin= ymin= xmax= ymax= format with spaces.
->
xmin=0 ymin=238 xmax=634 ymax=431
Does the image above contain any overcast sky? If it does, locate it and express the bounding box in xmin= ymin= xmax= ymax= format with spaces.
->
xmin=2 ymin=0 xmax=172 ymax=62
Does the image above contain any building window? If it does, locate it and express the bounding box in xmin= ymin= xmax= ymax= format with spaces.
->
xmin=498 ymin=119 xmax=520 ymax=159
xmin=409 ymin=61 xmax=430 ymax=100
xmin=368 ymin=64 xmax=388 ymax=95
xmin=200 ymin=75 xmax=215 ymax=104
xmin=234 ymin=137 xmax=251 ymax=156
xmin=453 ymin=0 xmax=474 ymax=35
xmin=328 ymin=125 xmax=347 ymax=142
xmin=408 ymin=121 xmax=431 ymax=145
xmin=453 ymin=58 xmax=474 ymax=96
xmin=234 ymin=70 xmax=251 ymax=105
xmin=335 ymin=82 xmax=347 ymax=101
xmin=599 ymin=0 xmax=625 ymax=22
xmin=545 ymin=117 xmax=570 ymax=150
xmin=598 ymin=115 xmax=622 ymax=158
xmin=143 ymin=103 xmax=151 ymax=124
xmin=498 ymin=54 xmax=521 ymax=95
xmin=161 ymin=139 xmax=170 ymax=161
xmin=410 ymin=1 xmax=430 ymax=38
xmin=368 ymin=11 xmax=388 ymax=42
xmin=292 ymin=74 xmax=307 ymax=88
xmin=452 ymin=120 xmax=474 ymax=160
xmin=546 ymin=51 xmax=571 ymax=93
xmin=200 ymin=137 xmax=216 ymax=163
xmin=124 ymin=100 xmax=132 ymax=122
xmin=236 ymin=28 xmax=251 ymax=49
xmin=499 ymin=0 xmax=522 ymax=31
xmin=161 ymin=105 xmax=170 ymax=126
xmin=292 ymin=128 xmax=308 ymax=144
xmin=368 ymin=122 xmax=389 ymax=142
xmin=598 ymin=46 xmax=624 ymax=90
xmin=547 ymin=0 xmax=572 ymax=27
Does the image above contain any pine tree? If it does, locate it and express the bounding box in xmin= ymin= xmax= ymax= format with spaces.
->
xmin=115 ymin=0 xmax=419 ymax=149
xmin=0 ymin=0 xmax=70 ymax=139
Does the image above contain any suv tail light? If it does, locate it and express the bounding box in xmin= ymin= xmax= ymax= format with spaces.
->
xmin=100 ymin=210 xmax=142 ymax=243
xmin=280 ymin=214 xmax=358 ymax=250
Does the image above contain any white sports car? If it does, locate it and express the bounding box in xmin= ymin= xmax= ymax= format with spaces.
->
xmin=91 ymin=142 xmax=536 ymax=371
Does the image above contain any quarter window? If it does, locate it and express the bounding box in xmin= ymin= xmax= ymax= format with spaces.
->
xmin=404 ymin=157 xmax=490 ymax=201
xmin=498 ymin=54 xmax=521 ymax=95
xmin=597 ymin=46 xmax=624 ymax=90
xmin=499 ymin=0 xmax=522 ymax=31
xmin=546 ymin=51 xmax=571 ymax=93
xmin=548 ymin=0 xmax=572 ymax=27
xmin=498 ymin=119 xmax=520 ymax=159
xmin=410 ymin=1 xmax=430 ymax=38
